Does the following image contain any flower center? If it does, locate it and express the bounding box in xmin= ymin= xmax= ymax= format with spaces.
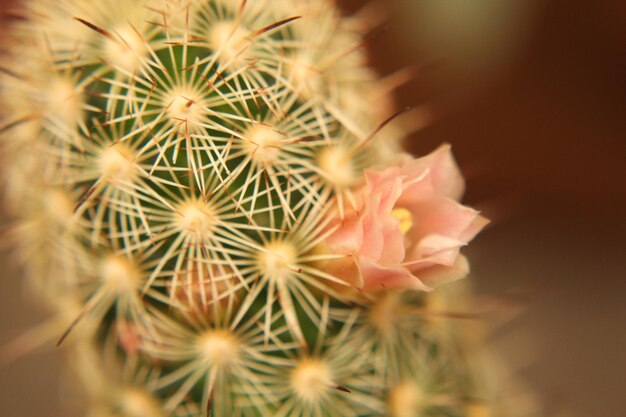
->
xmin=390 ymin=207 xmax=413 ymax=234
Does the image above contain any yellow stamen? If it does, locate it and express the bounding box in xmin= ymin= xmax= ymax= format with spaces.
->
xmin=391 ymin=207 xmax=413 ymax=234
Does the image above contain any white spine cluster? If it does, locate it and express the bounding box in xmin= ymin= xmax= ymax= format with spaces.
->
xmin=0 ymin=1 xmax=536 ymax=416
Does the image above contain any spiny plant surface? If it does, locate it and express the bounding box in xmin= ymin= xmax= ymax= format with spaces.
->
xmin=0 ymin=0 xmax=535 ymax=416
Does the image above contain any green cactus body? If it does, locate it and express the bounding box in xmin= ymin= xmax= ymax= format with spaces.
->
xmin=0 ymin=1 xmax=536 ymax=416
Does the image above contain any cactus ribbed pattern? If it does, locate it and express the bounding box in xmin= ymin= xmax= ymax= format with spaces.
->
xmin=0 ymin=1 xmax=536 ymax=416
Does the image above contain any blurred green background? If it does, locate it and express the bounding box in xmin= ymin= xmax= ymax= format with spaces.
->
xmin=2 ymin=0 xmax=625 ymax=416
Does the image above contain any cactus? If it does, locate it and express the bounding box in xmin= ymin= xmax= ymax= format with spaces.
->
xmin=1 ymin=0 xmax=535 ymax=416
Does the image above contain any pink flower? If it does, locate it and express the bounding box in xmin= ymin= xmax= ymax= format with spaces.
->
xmin=325 ymin=144 xmax=488 ymax=291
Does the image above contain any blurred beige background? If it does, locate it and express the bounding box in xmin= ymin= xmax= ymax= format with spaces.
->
xmin=2 ymin=0 xmax=626 ymax=416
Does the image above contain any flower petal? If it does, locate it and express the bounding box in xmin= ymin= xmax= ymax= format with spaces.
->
xmin=399 ymin=144 xmax=465 ymax=204
xmin=325 ymin=211 xmax=364 ymax=255
xmin=360 ymin=257 xmax=431 ymax=291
